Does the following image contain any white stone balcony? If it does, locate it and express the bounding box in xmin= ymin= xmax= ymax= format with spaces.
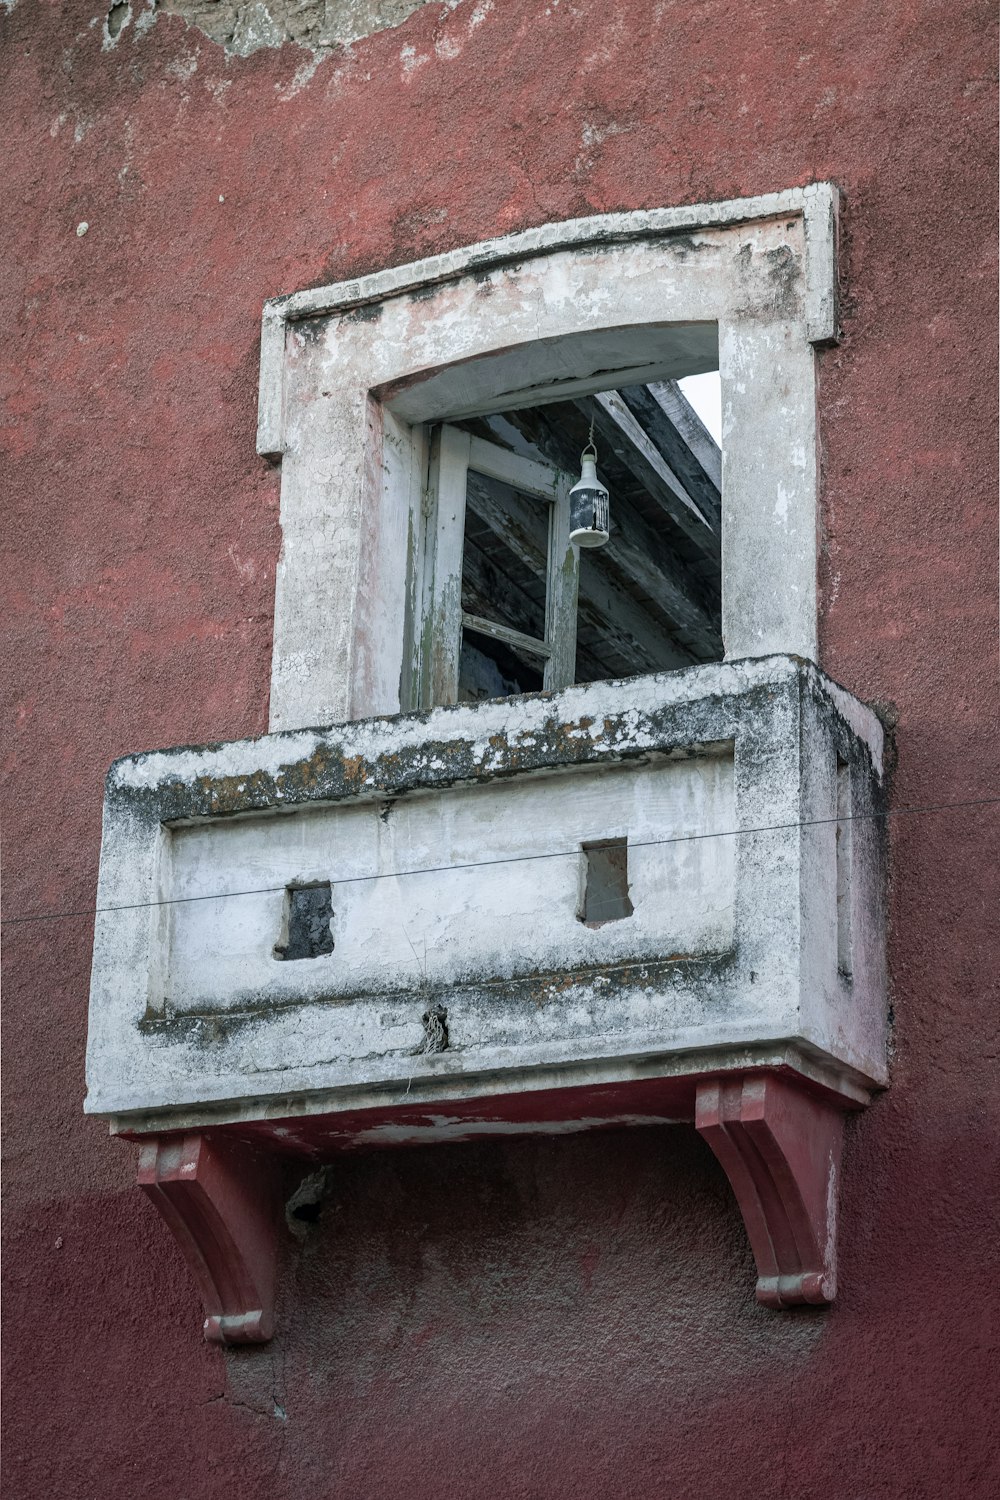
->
xmin=85 ymin=654 xmax=888 ymax=1329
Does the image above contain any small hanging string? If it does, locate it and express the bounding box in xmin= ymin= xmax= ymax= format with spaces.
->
xmin=584 ymin=412 xmax=597 ymax=459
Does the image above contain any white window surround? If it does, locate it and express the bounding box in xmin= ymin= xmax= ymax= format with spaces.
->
xmin=256 ymin=184 xmax=840 ymax=734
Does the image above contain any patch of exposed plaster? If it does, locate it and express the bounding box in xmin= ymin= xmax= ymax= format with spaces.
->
xmin=103 ymin=1 xmax=132 ymax=48
xmin=157 ymin=0 xmax=464 ymax=56
xmin=134 ymin=0 xmax=158 ymax=36
xmin=101 ymin=0 xmax=157 ymax=45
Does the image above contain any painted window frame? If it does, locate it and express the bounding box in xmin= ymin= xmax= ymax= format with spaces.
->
xmin=257 ymin=186 xmax=840 ymax=733
xmin=424 ymin=425 xmax=579 ymax=705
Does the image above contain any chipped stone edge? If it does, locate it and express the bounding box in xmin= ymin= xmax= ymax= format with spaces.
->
xmin=103 ymin=653 xmax=882 ymax=808
xmin=107 ymin=1039 xmax=874 ymax=1139
xmin=256 ymin=183 xmax=841 ymax=457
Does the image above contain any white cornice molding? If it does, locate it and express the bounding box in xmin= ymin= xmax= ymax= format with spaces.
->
xmin=256 ymin=183 xmax=840 ymax=458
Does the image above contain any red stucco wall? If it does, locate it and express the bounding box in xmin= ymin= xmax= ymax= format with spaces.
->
xmin=3 ymin=2 xmax=998 ymax=1496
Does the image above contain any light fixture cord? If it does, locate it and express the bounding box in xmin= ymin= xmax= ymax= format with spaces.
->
xmin=584 ymin=412 xmax=597 ymax=459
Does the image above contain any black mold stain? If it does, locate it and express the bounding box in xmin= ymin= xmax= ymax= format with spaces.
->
xmin=108 ymin=663 xmax=882 ymax=832
xmin=340 ymin=301 xmax=384 ymax=324
xmin=137 ymin=951 xmax=737 ymax=1047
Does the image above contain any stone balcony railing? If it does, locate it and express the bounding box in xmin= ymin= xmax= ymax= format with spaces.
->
xmin=86 ymin=655 xmax=888 ymax=1338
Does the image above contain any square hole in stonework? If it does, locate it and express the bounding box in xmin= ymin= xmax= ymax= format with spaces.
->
xmin=579 ymin=839 xmax=634 ymax=927
xmin=274 ymin=883 xmax=335 ymax=961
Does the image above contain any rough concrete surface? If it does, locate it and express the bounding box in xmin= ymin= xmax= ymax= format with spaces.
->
xmin=85 ymin=658 xmax=887 ymax=1123
xmin=158 ymin=0 xmax=455 ymax=56
xmin=2 ymin=0 xmax=998 ymax=1497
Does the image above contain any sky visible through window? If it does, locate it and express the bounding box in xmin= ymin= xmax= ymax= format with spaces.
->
xmin=678 ymin=371 xmax=722 ymax=446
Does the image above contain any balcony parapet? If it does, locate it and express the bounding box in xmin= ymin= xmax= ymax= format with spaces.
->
xmin=86 ymin=655 xmax=888 ymax=1328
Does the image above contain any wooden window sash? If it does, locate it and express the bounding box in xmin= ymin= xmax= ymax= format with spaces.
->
xmin=421 ymin=424 xmax=579 ymax=705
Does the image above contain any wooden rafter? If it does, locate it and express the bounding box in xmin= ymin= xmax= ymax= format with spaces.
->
xmin=458 ymin=380 xmax=725 ymax=679
xmin=483 ymin=402 xmax=721 ymax=655
xmin=618 ymin=382 xmax=722 ymax=534
xmin=466 ymin=466 xmax=692 ymax=674
xmin=581 ymin=394 xmax=721 ymax=562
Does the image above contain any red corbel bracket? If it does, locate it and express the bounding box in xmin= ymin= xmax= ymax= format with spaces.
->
xmin=137 ymin=1133 xmax=282 ymax=1344
xmin=695 ymin=1073 xmax=846 ymax=1309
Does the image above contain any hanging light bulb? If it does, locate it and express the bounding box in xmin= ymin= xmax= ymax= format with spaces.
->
xmin=568 ymin=435 xmax=610 ymax=549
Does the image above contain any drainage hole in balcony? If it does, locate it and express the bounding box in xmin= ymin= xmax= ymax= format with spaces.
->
xmin=579 ymin=838 xmax=634 ymax=927
xmin=273 ymin=882 xmax=335 ymax=961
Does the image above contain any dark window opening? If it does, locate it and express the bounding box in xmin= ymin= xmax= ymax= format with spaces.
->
xmin=462 ymin=470 xmax=548 ymax=640
xmin=453 ymin=375 xmax=723 ymax=696
xmin=459 ymin=627 xmax=544 ymax=701
xmin=459 ymin=468 xmax=549 ymax=701
xmin=274 ymin=883 xmax=335 ymax=961
xmin=580 ymin=838 xmax=634 ymax=927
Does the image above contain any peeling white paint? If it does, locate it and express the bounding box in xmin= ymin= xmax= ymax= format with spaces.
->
xmin=86 ymin=659 xmax=888 ymax=1128
xmin=166 ymin=51 xmax=199 ymax=82
xmin=774 ymin=485 xmax=791 ymax=524
xmin=351 ymin=1113 xmax=680 ymax=1146
xmin=261 ymin=195 xmax=838 ymax=729
xmin=399 ymin=41 xmax=430 ymax=74
xmin=276 ymin=52 xmax=324 ymax=98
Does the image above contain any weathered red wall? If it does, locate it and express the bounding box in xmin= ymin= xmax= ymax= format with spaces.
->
xmin=3 ymin=1 xmax=998 ymax=1495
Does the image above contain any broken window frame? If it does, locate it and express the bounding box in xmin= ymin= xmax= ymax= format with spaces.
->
xmin=419 ymin=424 xmax=580 ymax=706
xmin=417 ymin=383 xmax=725 ymax=708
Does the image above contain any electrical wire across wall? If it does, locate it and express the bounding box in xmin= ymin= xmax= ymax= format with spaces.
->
xmin=2 ymin=795 xmax=997 ymax=929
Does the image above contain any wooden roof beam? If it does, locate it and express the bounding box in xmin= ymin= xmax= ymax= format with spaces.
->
xmin=582 ymin=392 xmax=721 ymax=561
xmin=616 ymin=382 xmax=722 ymax=534
xmin=496 ymin=406 xmax=721 ymax=654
